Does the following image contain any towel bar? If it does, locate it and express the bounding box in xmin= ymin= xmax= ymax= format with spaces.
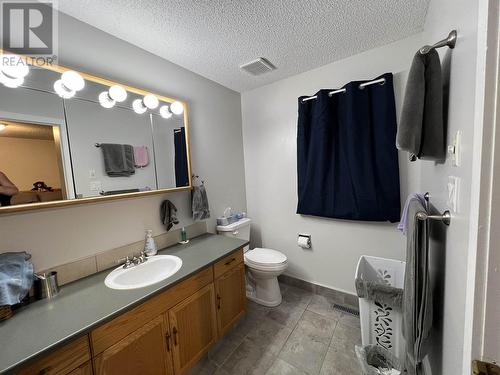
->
xmin=419 ymin=30 xmax=457 ymax=55
xmin=416 ymin=192 xmax=451 ymax=225
xmin=416 ymin=210 xmax=451 ymax=225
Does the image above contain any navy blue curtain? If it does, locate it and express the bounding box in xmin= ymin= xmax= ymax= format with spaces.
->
xmin=297 ymin=73 xmax=400 ymax=222
xmin=174 ymin=127 xmax=189 ymax=187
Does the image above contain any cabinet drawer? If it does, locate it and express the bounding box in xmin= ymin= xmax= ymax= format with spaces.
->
xmin=91 ymin=266 xmax=213 ymax=355
xmin=213 ymin=249 xmax=244 ymax=279
xmin=18 ymin=336 xmax=90 ymax=375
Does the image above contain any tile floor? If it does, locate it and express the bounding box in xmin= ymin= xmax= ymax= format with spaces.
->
xmin=189 ymin=283 xmax=362 ymax=375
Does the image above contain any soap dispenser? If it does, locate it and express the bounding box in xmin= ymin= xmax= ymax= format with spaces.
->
xmin=144 ymin=230 xmax=157 ymax=256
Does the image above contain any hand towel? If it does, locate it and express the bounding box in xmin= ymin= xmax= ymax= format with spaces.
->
xmin=160 ymin=200 xmax=179 ymax=231
xmin=192 ymin=184 xmax=210 ymax=221
xmin=133 ymin=146 xmax=149 ymax=168
xmin=100 ymin=143 xmax=136 ymax=177
xmin=355 ymin=278 xmax=403 ymax=309
xmin=0 ymin=252 xmax=34 ymax=306
xmin=402 ymin=199 xmax=433 ymax=375
xmin=398 ymin=193 xmax=427 ymax=235
xmin=397 ymin=50 xmax=445 ymax=161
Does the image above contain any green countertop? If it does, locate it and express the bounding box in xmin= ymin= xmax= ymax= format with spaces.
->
xmin=0 ymin=234 xmax=248 ymax=374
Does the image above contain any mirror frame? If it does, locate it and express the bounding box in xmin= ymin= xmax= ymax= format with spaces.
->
xmin=0 ymin=52 xmax=192 ymax=214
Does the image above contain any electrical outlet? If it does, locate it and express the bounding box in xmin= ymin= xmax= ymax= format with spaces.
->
xmin=89 ymin=181 xmax=102 ymax=191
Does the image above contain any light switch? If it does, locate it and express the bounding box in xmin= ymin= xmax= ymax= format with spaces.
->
xmin=90 ymin=181 xmax=102 ymax=191
xmin=89 ymin=169 xmax=96 ymax=178
xmin=447 ymin=176 xmax=459 ymax=212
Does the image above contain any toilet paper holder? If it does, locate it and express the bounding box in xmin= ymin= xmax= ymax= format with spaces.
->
xmin=297 ymin=233 xmax=312 ymax=249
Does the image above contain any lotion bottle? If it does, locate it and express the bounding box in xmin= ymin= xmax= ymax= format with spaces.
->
xmin=144 ymin=230 xmax=157 ymax=256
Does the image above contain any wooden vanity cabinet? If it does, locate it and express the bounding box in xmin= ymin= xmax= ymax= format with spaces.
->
xmin=215 ymin=262 xmax=246 ymax=336
xmin=17 ymin=248 xmax=246 ymax=375
xmin=17 ymin=335 xmax=91 ymax=375
xmin=67 ymin=362 xmax=93 ymax=375
xmin=93 ymin=316 xmax=172 ymax=375
xmin=168 ymin=283 xmax=217 ymax=374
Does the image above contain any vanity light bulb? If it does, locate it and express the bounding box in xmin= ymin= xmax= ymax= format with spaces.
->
xmin=1 ymin=64 xmax=29 ymax=79
xmin=108 ymin=85 xmax=127 ymax=102
xmin=0 ymin=71 xmax=24 ymax=88
xmin=159 ymin=105 xmax=172 ymax=119
xmin=98 ymin=92 xmax=116 ymax=109
xmin=54 ymin=79 xmax=76 ymax=99
xmin=143 ymin=94 xmax=159 ymax=109
xmin=170 ymin=101 xmax=184 ymax=115
xmin=61 ymin=70 xmax=85 ymax=92
xmin=132 ymin=99 xmax=147 ymax=114
xmin=0 ymin=57 xmax=29 ymax=79
xmin=0 ymin=124 xmax=6 ymax=132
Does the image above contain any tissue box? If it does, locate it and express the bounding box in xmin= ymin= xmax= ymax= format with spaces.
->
xmin=217 ymin=215 xmax=239 ymax=226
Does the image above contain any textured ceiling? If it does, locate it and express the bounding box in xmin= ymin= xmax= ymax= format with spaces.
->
xmin=58 ymin=0 xmax=429 ymax=92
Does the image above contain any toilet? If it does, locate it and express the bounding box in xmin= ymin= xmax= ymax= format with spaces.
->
xmin=216 ymin=218 xmax=288 ymax=307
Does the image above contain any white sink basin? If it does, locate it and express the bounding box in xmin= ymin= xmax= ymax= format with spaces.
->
xmin=105 ymin=255 xmax=182 ymax=290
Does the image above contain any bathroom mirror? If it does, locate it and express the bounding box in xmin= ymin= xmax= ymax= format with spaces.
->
xmin=0 ymin=58 xmax=191 ymax=213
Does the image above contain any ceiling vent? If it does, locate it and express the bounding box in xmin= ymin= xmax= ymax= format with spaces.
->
xmin=240 ymin=58 xmax=276 ymax=76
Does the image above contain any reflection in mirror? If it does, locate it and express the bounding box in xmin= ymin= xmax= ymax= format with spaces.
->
xmin=0 ymin=59 xmax=191 ymax=213
xmin=0 ymin=121 xmax=68 ymax=206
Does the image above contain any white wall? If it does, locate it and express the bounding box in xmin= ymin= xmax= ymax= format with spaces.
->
xmin=0 ymin=12 xmax=247 ymax=271
xmin=241 ymin=34 xmax=423 ymax=295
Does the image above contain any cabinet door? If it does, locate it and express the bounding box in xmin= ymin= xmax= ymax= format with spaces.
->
xmin=169 ymin=283 xmax=217 ymax=374
xmin=215 ymin=262 xmax=246 ymax=336
xmin=94 ymin=316 xmax=169 ymax=375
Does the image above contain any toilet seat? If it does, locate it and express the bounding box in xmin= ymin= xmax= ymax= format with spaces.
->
xmin=245 ymin=248 xmax=287 ymax=270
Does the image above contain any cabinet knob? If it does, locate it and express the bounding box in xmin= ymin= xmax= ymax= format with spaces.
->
xmin=172 ymin=326 xmax=178 ymax=346
xmin=38 ymin=367 xmax=52 ymax=375
xmin=224 ymin=258 xmax=236 ymax=266
xmin=165 ymin=331 xmax=171 ymax=351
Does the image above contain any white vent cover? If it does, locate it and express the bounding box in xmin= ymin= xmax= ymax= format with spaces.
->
xmin=240 ymin=58 xmax=276 ymax=76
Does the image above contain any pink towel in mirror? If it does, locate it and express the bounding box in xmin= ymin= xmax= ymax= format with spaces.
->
xmin=133 ymin=146 xmax=149 ymax=168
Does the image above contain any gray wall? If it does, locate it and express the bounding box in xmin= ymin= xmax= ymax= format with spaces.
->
xmin=0 ymin=12 xmax=247 ymax=271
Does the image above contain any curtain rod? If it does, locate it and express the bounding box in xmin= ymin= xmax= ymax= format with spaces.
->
xmin=301 ymin=77 xmax=386 ymax=103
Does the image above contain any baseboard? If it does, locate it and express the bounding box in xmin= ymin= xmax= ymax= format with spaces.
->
xmin=278 ymin=274 xmax=359 ymax=311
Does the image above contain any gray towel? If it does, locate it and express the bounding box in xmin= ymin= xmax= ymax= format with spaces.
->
xmin=355 ymin=278 xmax=403 ymax=309
xmin=0 ymin=252 xmax=34 ymax=306
xmin=397 ymin=50 xmax=445 ymax=161
xmin=160 ymin=200 xmax=179 ymax=231
xmin=192 ymin=185 xmax=210 ymax=220
xmin=403 ymin=199 xmax=433 ymax=375
xmin=100 ymin=144 xmax=136 ymax=177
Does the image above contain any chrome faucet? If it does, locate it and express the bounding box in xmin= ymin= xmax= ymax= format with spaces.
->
xmin=118 ymin=251 xmax=148 ymax=269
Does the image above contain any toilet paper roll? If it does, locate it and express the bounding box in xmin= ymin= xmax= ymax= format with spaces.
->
xmin=298 ymin=235 xmax=311 ymax=249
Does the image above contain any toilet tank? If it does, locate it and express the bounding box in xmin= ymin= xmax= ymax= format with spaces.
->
xmin=216 ymin=218 xmax=251 ymax=251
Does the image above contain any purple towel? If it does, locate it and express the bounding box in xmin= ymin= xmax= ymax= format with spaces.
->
xmin=133 ymin=146 xmax=149 ymax=168
xmin=398 ymin=193 xmax=427 ymax=235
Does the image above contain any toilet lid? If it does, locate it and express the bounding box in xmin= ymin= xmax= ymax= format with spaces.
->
xmin=245 ymin=248 xmax=287 ymax=266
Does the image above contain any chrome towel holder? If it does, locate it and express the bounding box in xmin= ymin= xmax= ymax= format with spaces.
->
xmin=419 ymin=30 xmax=457 ymax=55
xmin=416 ymin=192 xmax=451 ymax=226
